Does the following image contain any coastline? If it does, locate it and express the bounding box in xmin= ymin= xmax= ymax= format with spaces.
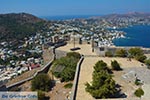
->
xmin=113 ymin=25 xmax=150 ymax=48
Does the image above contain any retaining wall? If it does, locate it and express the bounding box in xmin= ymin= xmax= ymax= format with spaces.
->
xmin=70 ymin=55 xmax=84 ymax=100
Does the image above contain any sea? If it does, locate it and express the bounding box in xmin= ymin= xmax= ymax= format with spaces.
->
xmin=41 ymin=15 xmax=150 ymax=48
xmin=40 ymin=15 xmax=100 ymax=20
xmin=113 ymin=25 xmax=150 ymax=48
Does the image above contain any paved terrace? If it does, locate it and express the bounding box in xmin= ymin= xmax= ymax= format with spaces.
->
xmin=57 ymin=43 xmax=147 ymax=100
xmin=57 ymin=43 xmax=97 ymax=56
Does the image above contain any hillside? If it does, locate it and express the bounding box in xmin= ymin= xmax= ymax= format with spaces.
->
xmin=0 ymin=13 xmax=45 ymax=41
xmin=91 ymin=12 xmax=150 ymax=19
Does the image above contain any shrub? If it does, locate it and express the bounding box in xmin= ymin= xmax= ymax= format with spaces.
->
xmin=61 ymin=67 xmax=75 ymax=82
xmin=134 ymin=88 xmax=144 ymax=98
xmin=105 ymin=51 xmax=113 ymax=57
xmin=111 ymin=60 xmax=122 ymax=71
xmin=66 ymin=52 xmax=81 ymax=59
xmin=135 ymin=78 xmax=141 ymax=86
xmin=31 ymin=73 xmax=52 ymax=92
xmin=9 ymin=87 xmax=21 ymax=91
xmin=128 ymin=48 xmax=147 ymax=62
xmin=52 ymin=52 xmax=80 ymax=82
xmin=145 ymin=59 xmax=150 ymax=69
xmin=129 ymin=48 xmax=143 ymax=57
xmin=115 ymin=49 xmax=127 ymax=57
xmin=64 ymin=83 xmax=73 ymax=88
xmin=38 ymin=90 xmax=46 ymax=100
xmin=135 ymin=55 xmax=147 ymax=63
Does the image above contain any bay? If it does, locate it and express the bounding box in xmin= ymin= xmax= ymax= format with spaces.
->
xmin=113 ymin=25 xmax=150 ymax=48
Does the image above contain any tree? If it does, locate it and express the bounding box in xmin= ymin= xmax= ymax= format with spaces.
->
xmin=61 ymin=67 xmax=75 ymax=82
xmin=105 ymin=51 xmax=113 ymax=57
xmin=93 ymin=60 xmax=111 ymax=73
xmin=111 ymin=60 xmax=122 ymax=71
xmin=128 ymin=48 xmax=147 ymax=62
xmin=115 ymin=49 xmax=127 ymax=57
xmin=38 ymin=90 xmax=46 ymax=100
xmin=134 ymin=88 xmax=144 ymax=98
xmin=31 ymin=73 xmax=52 ymax=92
xmin=85 ymin=60 xmax=117 ymax=99
xmin=85 ymin=70 xmax=117 ymax=99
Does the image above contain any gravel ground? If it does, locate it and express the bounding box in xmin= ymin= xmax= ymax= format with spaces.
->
xmin=124 ymin=67 xmax=150 ymax=84
xmin=123 ymin=67 xmax=150 ymax=100
xmin=142 ymin=84 xmax=150 ymax=100
xmin=48 ymin=82 xmax=72 ymax=100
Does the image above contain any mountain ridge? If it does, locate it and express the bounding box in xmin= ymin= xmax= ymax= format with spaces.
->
xmin=90 ymin=12 xmax=150 ymax=19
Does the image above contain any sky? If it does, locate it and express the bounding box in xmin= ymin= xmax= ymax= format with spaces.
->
xmin=0 ymin=0 xmax=150 ymax=17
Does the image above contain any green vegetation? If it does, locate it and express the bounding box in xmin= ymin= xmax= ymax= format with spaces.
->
xmin=93 ymin=60 xmax=111 ymax=73
xmin=38 ymin=90 xmax=47 ymax=100
xmin=85 ymin=60 xmax=117 ymax=99
xmin=134 ymin=88 xmax=144 ymax=98
xmin=105 ymin=48 xmax=147 ymax=64
xmin=31 ymin=73 xmax=52 ymax=92
xmin=135 ymin=55 xmax=147 ymax=63
xmin=129 ymin=48 xmax=147 ymax=62
xmin=145 ymin=59 xmax=150 ymax=69
xmin=111 ymin=60 xmax=122 ymax=71
xmin=64 ymin=83 xmax=73 ymax=88
xmin=0 ymin=13 xmax=45 ymax=41
xmin=135 ymin=78 xmax=142 ymax=86
xmin=105 ymin=51 xmax=113 ymax=57
xmin=129 ymin=48 xmax=143 ymax=57
xmin=52 ymin=52 xmax=80 ymax=82
xmin=66 ymin=52 xmax=81 ymax=59
xmin=115 ymin=49 xmax=127 ymax=57
xmin=9 ymin=87 xmax=21 ymax=91
xmin=0 ymin=58 xmax=6 ymax=65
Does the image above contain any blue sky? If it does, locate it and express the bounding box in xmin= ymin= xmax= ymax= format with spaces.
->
xmin=0 ymin=0 xmax=150 ymax=16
